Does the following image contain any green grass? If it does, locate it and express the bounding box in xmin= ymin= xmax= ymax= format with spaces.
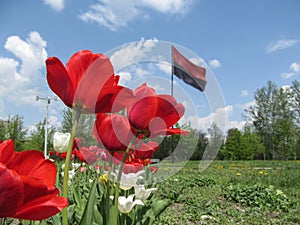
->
xmin=153 ymin=160 xmax=300 ymax=225
xmin=3 ymin=160 xmax=299 ymax=225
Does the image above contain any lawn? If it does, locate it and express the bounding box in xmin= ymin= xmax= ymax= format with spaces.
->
xmin=2 ymin=160 xmax=299 ymax=225
xmin=153 ymin=160 xmax=300 ymax=225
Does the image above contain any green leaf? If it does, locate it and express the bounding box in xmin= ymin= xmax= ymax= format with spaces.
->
xmin=151 ymin=199 xmax=171 ymax=217
xmin=51 ymin=214 xmax=61 ymax=225
xmin=67 ymin=204 xmax=76 ymax=223
xmin=79 ymin=179 xmax=98 ymax=225
xmin=71 ymin=183 xmax=83 ymax=209
xmin=93 ymin=204 xmax=103 ymax=225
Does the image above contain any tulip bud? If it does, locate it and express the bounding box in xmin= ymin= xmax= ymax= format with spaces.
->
xmin=53 ymin=132 xmax=71 ymax=153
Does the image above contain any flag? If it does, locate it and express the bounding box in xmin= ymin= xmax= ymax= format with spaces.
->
xmin=172 ymin=45 xmax=207 ymax=91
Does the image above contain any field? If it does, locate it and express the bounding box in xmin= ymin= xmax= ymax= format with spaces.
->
xmin=153 ymin=160 xmax=300 ymax=225
xmin=2 ymin=160 xmax=299 ymax=225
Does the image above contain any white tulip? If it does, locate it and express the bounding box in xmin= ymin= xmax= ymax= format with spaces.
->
xmin=110 ymin=194 xmax=144 ymax=214
xmin=53 ymin=132 xmax=71 ymax=153
xmin=111 ymin=170 xmax=144 ymax=191
xmin=134 ymin=185 xmax=157 ymax=200
xmin=61 ymin=169 xmax=76 ymax=179
xmin=72 ymin=163 xmax=81 ymax=170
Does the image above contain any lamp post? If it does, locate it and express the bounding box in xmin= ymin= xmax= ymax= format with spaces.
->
xmin=36 ymin=96 xmax=57 ymax=158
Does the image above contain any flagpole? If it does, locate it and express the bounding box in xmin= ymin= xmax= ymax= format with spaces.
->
xmin=171 ymin=46 xmax=175 ymax=163
xmin=171 ymin=46 xmax=174 ymax=97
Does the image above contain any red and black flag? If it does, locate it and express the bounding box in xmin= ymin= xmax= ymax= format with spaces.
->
xmin=172 ymin=45 xmax=207 ymax=91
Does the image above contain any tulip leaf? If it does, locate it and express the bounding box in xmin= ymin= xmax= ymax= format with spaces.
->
xmin=71 ymin=183 xmax=83 ymax=209
xmin=151 ymin=199 xmax=171 ymax=217
xmin=79 ymin=179 xmax=98 ymax=225
xmin=93 ymin=204 xmax=103 ymax=224
xmin=51 ymin=214 xmax=61 ymax=225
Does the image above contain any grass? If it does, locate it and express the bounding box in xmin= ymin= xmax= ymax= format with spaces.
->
xmin=2 ymin=160 xmax=299 ymax=225
xmin=153 ymin=160 xmax=300 ymax=225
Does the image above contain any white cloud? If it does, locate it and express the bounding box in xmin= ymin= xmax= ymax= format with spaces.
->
xmin=187 ymin=105 xmax=246 ymax=134
xmin=0 ymin=99 xmax=4 ymax=116
xmin=281 ymin=62 xmax=300 ymax=79
xmin=209 ymin=59 xmax=221 ymax=69
xmin=109 ymin=38 xmax=159 ymax=71
xmin=118 ymin=72 xmax=132 ymax=85
xmin=237 ymin=100 xmax=256 ymax=110
xmin=79 ymin=0 xmax=192 ymax=31
xmin=43 ymin=0 xmax=65 ymax=11
xmin=267 ymin=39 xmax=298 ymax=53
xmin=157 ymin=62 xmax=171 ymax=74
xmin=0 ymin=32 xmax=48 ymax=107
xmin=240 ymin=89 xmax=249 ymax=97
xmin=141 ymin=0 xmax=192 ymax=13
xmin=49 ymin=115 xmax=61 ymax=127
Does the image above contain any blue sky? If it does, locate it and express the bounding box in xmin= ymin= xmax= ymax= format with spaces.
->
xmin=0 ymin=0 xmax=299 ymax=134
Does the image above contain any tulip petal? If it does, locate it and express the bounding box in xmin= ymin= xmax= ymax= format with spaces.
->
xmin=0 ymin=139 xmax=16 ymax=165
xmin=10 ymin=151 xmax=57 ymax=187
xmin=15 ymin=195 xmax=68 ymax=220
xmin=156 ymin=95 xmax=185 ymax=128
xmin=0 ymin=164 xmax=23 ymax=218
xmin=94 ymin=114 xmax=133 ymax=151
xmin=20 ymin=175 xmax=57 ymax=204
xmin=66 ymin=50 xmax=103 ymax=85
xmin=78 ymin=147 xmax=98 ymax=164
xmin=73 ymin=53 xmax=115 ymax=112
xmin=46 ymin=57 xmax=75 ymax=107
xmin=129 ymin=96 xmax=158 ymax=130
xmin=94 ymin=86 xmax=134 ymax=113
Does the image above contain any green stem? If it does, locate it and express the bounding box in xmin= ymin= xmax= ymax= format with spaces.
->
xmin=62 ymin=110 xmax=81 ymax=225
xmin=105 ymin=154 xmax=113 ymax=222
xmin=111 ymin=137 xmax=136 ymax=225
xmin=0 ymin=218 xmax=3 ymax=225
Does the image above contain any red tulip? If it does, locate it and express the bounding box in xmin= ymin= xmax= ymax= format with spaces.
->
xmin=128 ymin=83 xmax=188 ymax=137
xmin=133 ymin=141 xmax=159 ymax=160
xmin=75 ymin=147 xmax=98 ymax=164
xmin=0 ymin=140 xmax=68 ymax=220
xmin=93 ymin=113 xmax=135 ymax=152
xmin=46 ymin=50 xmax=134 ymax=113
xmin=122 ymin=162 xmax=144 ymax=174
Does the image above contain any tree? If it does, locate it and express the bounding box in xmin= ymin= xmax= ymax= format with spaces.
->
xmin=173 ymin=122 xmax=200 ymax=161
xmin=218 ymin=126 xmax=265 ymax=160
xmin=0 ymin=115 xmax=27 ymax=151
xmin=222 ymin=128 xmax=243 ymax=160
xmin=0 ymin=119 xmax=5 ymax=141
xmin=291 ymin=80 xmax=300 ymax=125
xmin=23 ymin=119 xmax=56 ymax=152
xmin=241 ymin=126 xmax=264 ymax=160
xmin=60 ymin=108 xmax=97 ymax=146
xmin=204 ymin=122 xmax=224 ymax=160
xmin=191 ymin=130 xmax=208 ymax=160
xmin=246 ymin=81 xmax=277 ymax=159
xmin=246 ymin=81 xmax=296 ymax=159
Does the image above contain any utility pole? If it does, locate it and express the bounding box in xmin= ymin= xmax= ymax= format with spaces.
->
xmin=36 ymin=96 xmax=57 ymax=158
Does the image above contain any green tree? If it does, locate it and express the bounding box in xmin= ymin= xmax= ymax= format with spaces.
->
xmin=246 ymin=81 xmax=277 ymax=159
xmin=0 ymin=119 xmax=5 ymax=140
xmin=153 ymin=136 xmax=172 ymax=160
xmin=291 ymin=80 xmax=300 ymax=125
xmin=173 ymin=122 xmax=199 ymax=161
xmin=60 ymin=108 xmax=96 ymax=146
xmin=191 ymin=130 xmax=208 ymax=160
xmin=219 ymin=126 xmax=264 ymax=160
xmin=246 ymin=81 xmax=296 ymax=159
xmin=242 ymin=126 xmax=265 ymax=160
xmin=0 ymin=115 xmax=27 ymax=151
xmin=204 ymin=122 xmax=224 ymax=160
xmin=23 ymin=119 xmax=56 ymax=152
xmin=222 ymin=128 xmax=243 ymax=160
